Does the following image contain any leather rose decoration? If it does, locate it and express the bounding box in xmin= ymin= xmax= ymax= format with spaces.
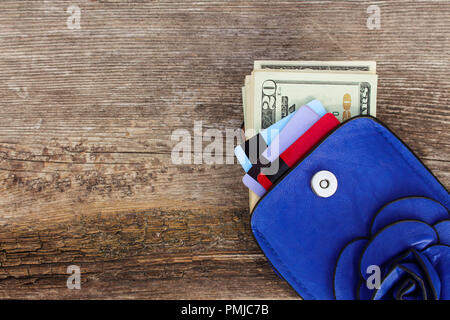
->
xmin=334 ymin=197 xmax=450 ymax=300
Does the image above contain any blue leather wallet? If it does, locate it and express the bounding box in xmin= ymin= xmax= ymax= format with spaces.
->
xmin=251 ymin=116 xmax=449 ymax=300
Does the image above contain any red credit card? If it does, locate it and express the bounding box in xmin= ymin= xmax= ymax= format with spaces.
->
xmin=257 ymin=113 xmax=340 ymax=190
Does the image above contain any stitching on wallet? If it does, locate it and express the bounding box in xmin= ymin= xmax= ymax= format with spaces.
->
xmin=372 ymin=121 xmax=449 ymax=205
xmin=253 ymin=227 xmax=316 ymax=300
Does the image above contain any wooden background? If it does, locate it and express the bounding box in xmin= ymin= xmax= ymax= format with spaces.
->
xmin=0 ymin=0 xmax=448 ymax=299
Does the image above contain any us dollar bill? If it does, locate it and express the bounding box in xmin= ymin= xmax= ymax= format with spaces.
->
xmin=251 ymin=70 xmax=377 ymax=132
xmin=243 ymin=61 xmax=378 ymax=212
xmin=254 ymin=60 xmax=376 ymax=73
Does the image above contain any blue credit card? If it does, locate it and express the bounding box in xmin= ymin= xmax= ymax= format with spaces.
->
xmin=234 ymin=100 xmax=326 ymax=174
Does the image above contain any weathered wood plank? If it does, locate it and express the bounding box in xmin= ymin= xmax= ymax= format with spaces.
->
xmin=0 ymin=0 xmax=448 ymax=299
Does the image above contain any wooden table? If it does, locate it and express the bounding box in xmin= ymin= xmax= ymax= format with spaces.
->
xmin=0 ymin=0 xmax=448 ymax=299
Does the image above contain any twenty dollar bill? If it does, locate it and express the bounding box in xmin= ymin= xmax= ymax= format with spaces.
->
xmin=242 ymin=61 xmax=378 ymax=211
xmin=251 ymin=70 xmax=377 ymax=132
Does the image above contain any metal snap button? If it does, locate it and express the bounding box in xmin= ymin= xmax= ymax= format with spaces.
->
xmin=311 ymin=170 xmax=337 ymax=198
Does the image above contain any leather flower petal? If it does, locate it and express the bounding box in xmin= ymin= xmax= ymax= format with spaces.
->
xmin=434 ymin=220 xmax=450 ymax=246
xmin=423 ymin=245 xmax=450 ymax=299
xmin=372 ymin=265 xmax=408 ymax=300
xmin=393 ymin=278 xmax=417 ymax=300
xmin=365 ymin=249 xmax=440 ymax=300
xmin=370 ymin=197 xmax=448 ymax=235
xmin=360 ymin=220 xmax=438 ymax=281
xmin=333 ymin=239 xmax=368 ymax=300
xmin=413 ymin=250 xmax=441 ymax=299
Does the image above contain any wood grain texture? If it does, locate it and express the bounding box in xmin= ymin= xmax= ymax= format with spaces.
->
xmin=0 ymin=0 xmax=448 ymax=299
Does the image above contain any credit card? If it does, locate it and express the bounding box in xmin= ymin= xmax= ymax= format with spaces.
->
xmin=234 ymin=112 xmax=295 ymax=173
xmin=235 ymin=100 xmax=326 ymax=178
xmin=258 ymin=113 xmax=340 ymax=190
xmin=242 ymin=174 xmax=267 ymax=197
xmin=262 ymin=99 xmax=327 ymax=163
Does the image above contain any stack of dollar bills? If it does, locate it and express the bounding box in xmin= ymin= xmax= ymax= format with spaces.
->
xmin=242 ymin=61 xmax=378 ymax=211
